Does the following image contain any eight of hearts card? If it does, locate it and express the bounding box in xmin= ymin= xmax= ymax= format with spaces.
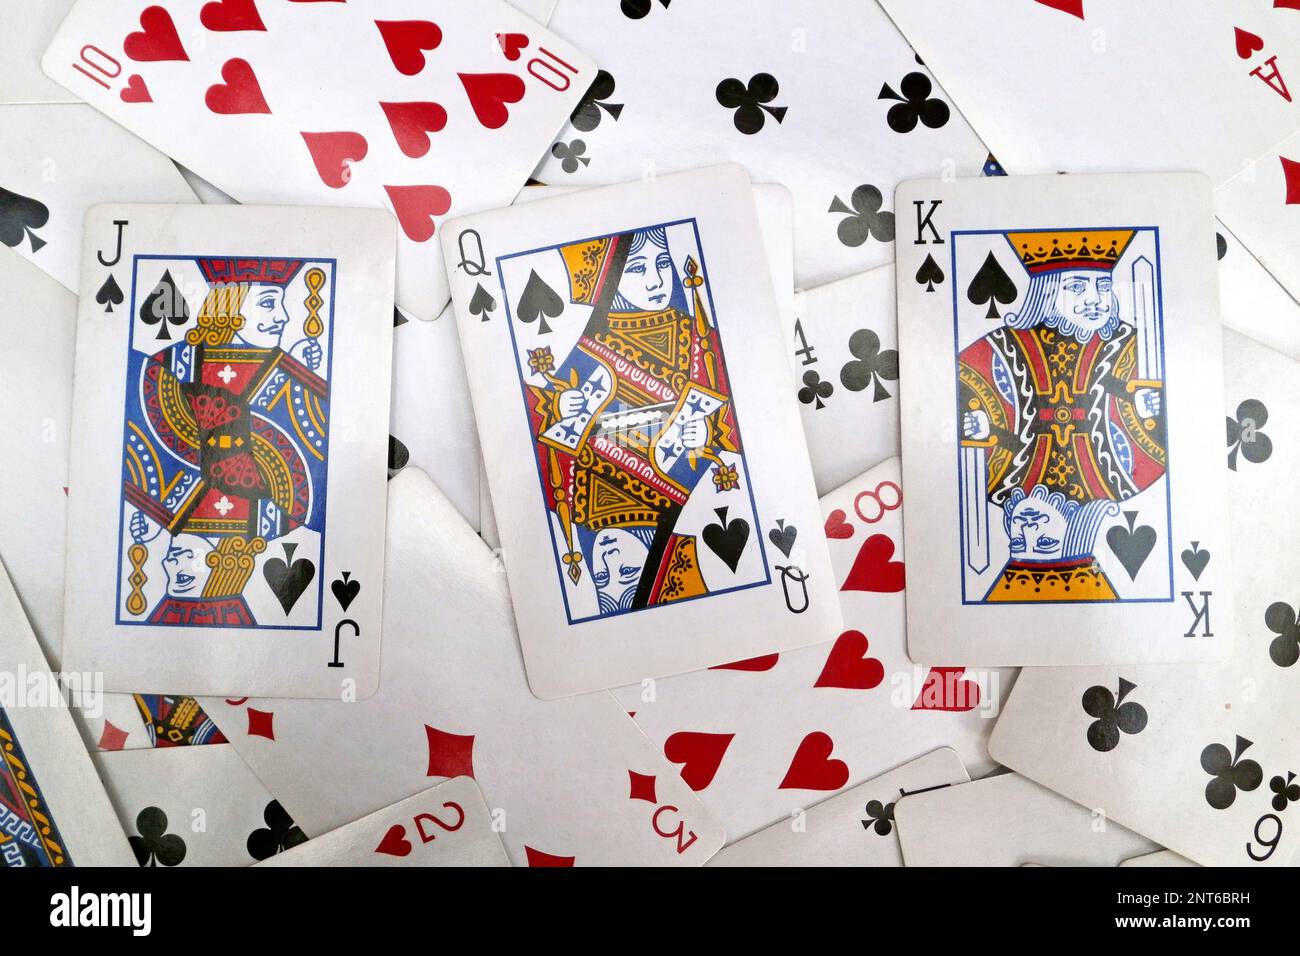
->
xmin=442 ymin=165 xmax=840 ymax=698
xmin=258 ymin=778 xmax=510 ymax=868
xmin=987 ymin=331 xmax=1300 ymax=868
xmin=61 ymin=204 xmax=396 ymax=698
xmin=895 ymin=173 xmax=1234 ymax=665
xmin=0 ymin=558 xmax=136 ymax=868
xmin=41 ymin=0 xmax=595 ymax=320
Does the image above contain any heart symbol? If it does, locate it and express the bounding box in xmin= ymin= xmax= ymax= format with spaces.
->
xmin=840 ymin=534 xmax=905 ymax=592
xmin=376 ymin=19 xmax=443 ymax=76
xmin=121 ymin=74 xmax=152 ymax=103
xmin=778 ymin=732 xmax=849 ymax=791
xmin=205 ymin=58 xmax=271 ymax=114
xmin=459 ymin=72 xmax=526 ymax=130
xmin=1235 ymin=26 xmax=1265 ymax=59
xmin=1181 ymin=541 xmax=1211 ymax=581
xmin=380 ymin=101 xmax=448 ymax=159
xmin=383 ymin=184 xmax=452 ymax=243
xmin=823 ymin=509 xmax=853 ymax=539
xmin=1284 ymin=156 xmax=1300 ymax=205
xmin=262 ymin=545 xmax=316 ymax=615
xmin=663 ymin=731 xmax=734 ymax=791
xmin=124 ymin=6 xmax=190 ymax=62
xmin=200 ymin=0 xmax=266 ymax=32
xmin=710 ymin=653 xmax=778 ymax=672
xmin=813 ymin=630 xmax=885 ymax=690
xmin=1034 ymin=0 xmax=1085 ymax=18
xmin=374 ymin=824 xmax=412 ymax=857
xmin=300 ymin=131 xmax=368 ymax=188
xmin=496 ymin=32 xmax=529 ymax=61
xmin=331 ymin=572 xmax=360 ymax=612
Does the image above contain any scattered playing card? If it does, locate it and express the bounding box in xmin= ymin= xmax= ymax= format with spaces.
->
xmin=0 ymin=103 xmax=196 ymax=292
xmin=0 ymin=0 xmax=78 ymax=104
xmin=0 ymin=245 xmax=76 ymax=663
xmin=442 ymin=165 xmax=840 ymax=697
xmin=0 ymin=557 xmax=135 ymax=867
xmin=535 ymin=0 xmax=990 ymax=289
xmin=896 ymin=173 xmax=1233 ymax=665
xmin=202 ymin=468 xmax=726 ymax=867
xmin=1119 ymin=850 xmax=1198 ymax=868
xmin=894 ymin=772 xmax=1158 ymax=867
xmin=708 ymin=748 xmax=969 ymax=867
xmin=615 ymin=457 xmax=1014 ymax=840
xmin=1216 ymin=221 xmax=1300 ymax=364
xmin=389 ymin=302 xmax=482 ymax=529
xmin=257 ymin=777 xmax=510 ymax=868
xmin=1216 ymin=129 xmax=1300 ymax=310
xmin=42 ymin=0 xmax=596 ymax=320
xmin=61 ymin=204 xmax=396 ymax=697
xmin=789 ymin=266 xmax=900 ymax=495
xmin=988 ymin=330 xmax=1300 ymax=867
xmin=94 ymin=744 xmax=307 ymax=867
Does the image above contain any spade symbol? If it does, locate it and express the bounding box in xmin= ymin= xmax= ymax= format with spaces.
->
xmin=331 ymin=571 xmax=360 ymax=612
xmin=915 ymin=252 xmax=944 ymax=292
xmin=966 ymin=251 xmax=1017 ymax=319
xmin=96 ymin=274 xmax=125 ymax=313
xmin=262 ymin=543 xmax=316 ymax=615
xmin=1106 ymin=511 xmax=1156 ymax=581
xmin=388 ymin=434 xmax=410 ymax=472
xmin=1180 ymin=541 xmax=1210 ymax=581
xmin=469 ymin=282 xmax=497 ymax=321
xmin=139 ymin=270 xmax=190 ymax=341
xmin=768 ymin=519 xmax=797 ymax=558
xmin=393 ymin=307 xmax=408 ymax=327
xmin=702 ymin=507 xmax=750 ymax=573
xmin=517 ymin=270 xmax=563 ymax=335
xmin=0 ymin=186 xmax=50 ymax=253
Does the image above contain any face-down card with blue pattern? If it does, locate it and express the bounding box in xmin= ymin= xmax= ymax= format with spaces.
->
xmin=442 ymin=165 xmax=841 ymax=698
xmin=62 ymin=204 xmax=396 ymax=698
xmin=895 ymin=172 xmax=1233 ymax=666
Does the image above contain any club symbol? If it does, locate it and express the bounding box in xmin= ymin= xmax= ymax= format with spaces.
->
xmin=621 ymin=0 xmax=670 ymax=18
xmin=1266 ymin=601 xmax=1300 ymax=668
xmin=550 ymin=139 xmax=591 ymax=174
xmin=915 ymin=252 xmax=945 ymax=291
xmin=129 ymin=807 xmax=187 ymax=867
xmin=1226 ymin=399 xmax=1271 ymax=470
xmin=1270 ymin=772 xmax=1300 ymax=812
xmin=388 ymin=433 xmax=410 ymax=473
xmin=861 ymin=799 xmax=895 ymax=836
xmin=878 ymin=72 xmax=950 ymax=133
xmin=1201 ymin=735 xmax=1263 ymax=810
xmin=1082 ymin=677 xmax=1148 ymax=752
xmin=570 ymin=70 xmax=623 ymax=132
xmin=797 ymin=369 xmax=833 ymax=409
xmin=840 ymin=328 xmax=899 ymax=403
xmin=828 ymin=184 xmax=895 ymax=248
xmin=1215 ymin=232 xmax=1227 ymax=260
xmin=715 ymin=73 xmax=787 ymax=135
xmin=246 ymin=800 xmax=307 ymax=861
xmin=0 ymin=186 xmax=49 ymax=253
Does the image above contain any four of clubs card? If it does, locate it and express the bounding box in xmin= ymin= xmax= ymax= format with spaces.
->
xmin=61 ymin=204 xmax=396 ymax=698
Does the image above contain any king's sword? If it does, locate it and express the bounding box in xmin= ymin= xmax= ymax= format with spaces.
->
xmin=961 ymin=435 xmax=993 ymax=575
xmin=1129 ymin=256 xmax=1162 ymax=387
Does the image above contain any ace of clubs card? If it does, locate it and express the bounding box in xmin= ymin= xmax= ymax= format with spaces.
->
xmin=441 ymin=165 xmax=841 ymax=698
xmin=61 ymin=204 xmax=396 ymax=698
xmin=896 ymin=172 xmax=1233 ymax=665
xmin=40 ymin=0 xmax=595 ymax=320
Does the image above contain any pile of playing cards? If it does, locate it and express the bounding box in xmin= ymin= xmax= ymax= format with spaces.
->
xmin=1 ymin=0 xmax=1297 ymax=870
